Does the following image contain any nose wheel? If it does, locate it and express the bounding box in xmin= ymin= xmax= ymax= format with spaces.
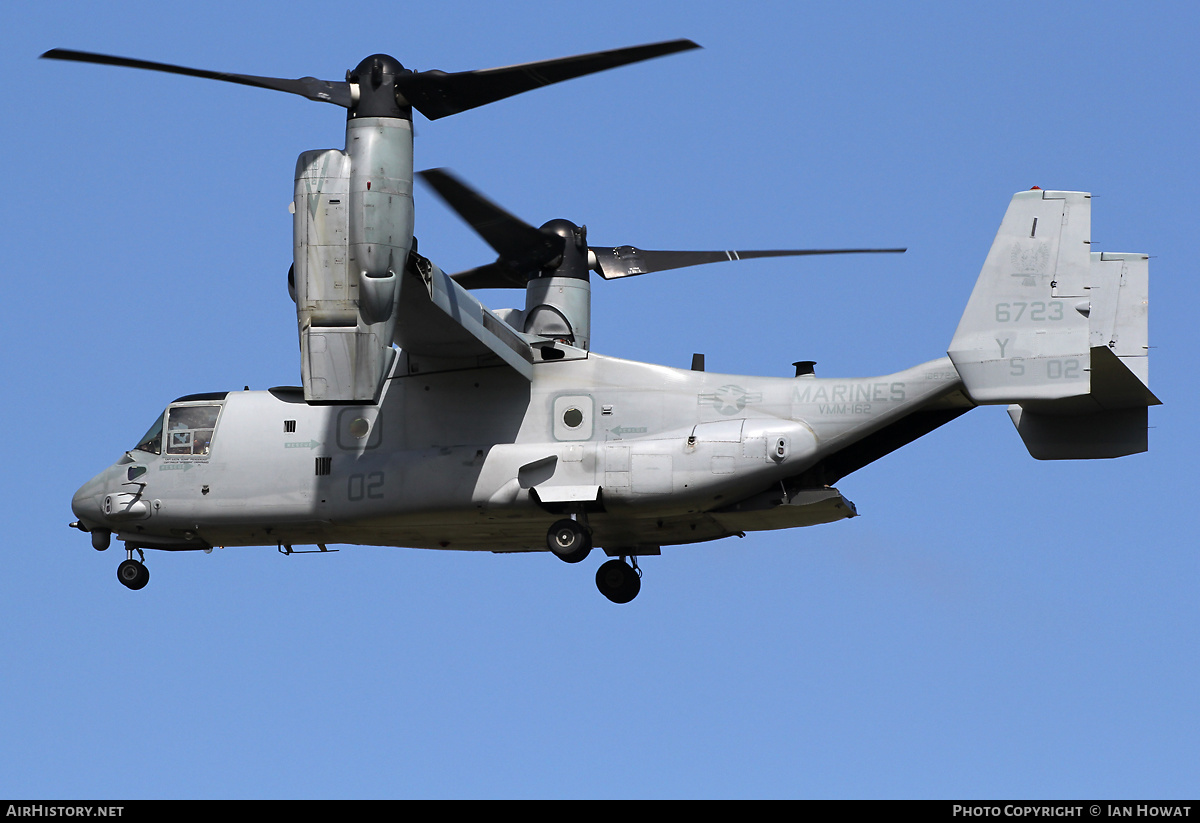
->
xmin=595 ymin=557 xmax=641 ymax=604
xmin=117 ymin=547 xmax=150 ymax=590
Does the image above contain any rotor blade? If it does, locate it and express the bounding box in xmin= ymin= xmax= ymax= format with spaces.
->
xmin=448 ymin=263 xmax=530 ymax=290
xmin=40 ymin=49 xmax=352 ymax=107
xmin=397 ymin=39 xmax=700 ymax=120
xmin=419 ymin=168 xmax=563 ymax=271
xmin=589 ymin=246 xmax=908 ymax=279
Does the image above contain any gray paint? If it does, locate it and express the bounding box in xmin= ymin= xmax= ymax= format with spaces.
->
xmin=71 ymin=191 xmax=1158 ymax=563
xmin=52 ymin=44 xmax=1159 ymax=594
xmin=74 ymin=351 xmax=966 ymax=554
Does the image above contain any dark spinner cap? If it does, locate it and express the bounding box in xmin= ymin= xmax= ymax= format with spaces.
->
xmin=347 ymin=54 xmax=412 ymax=119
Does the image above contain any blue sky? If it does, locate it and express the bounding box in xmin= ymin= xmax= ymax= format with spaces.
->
xmin=3 ymin=0 xmax=1197 ymax=798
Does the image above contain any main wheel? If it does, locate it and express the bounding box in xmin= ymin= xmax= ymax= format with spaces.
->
xmin=117 ymin=559 xmax=149 ymax=591
xmin=547 ymin=519 xmax=591 ymax=564
xmin=595 ymin=559 xmax=641 ymax=604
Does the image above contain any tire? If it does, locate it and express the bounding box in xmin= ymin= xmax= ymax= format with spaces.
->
xmin=548 ymin=519 xmax=591 ymax=563
xmin=595 ymin=559 xmax=640 ymax=604
xmin=117 ymin=559 xmax=149 ymax=591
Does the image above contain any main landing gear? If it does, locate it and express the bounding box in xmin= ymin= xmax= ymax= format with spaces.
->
xmin=595 ymin=557 xmax=641 ymax=604
xmin=117 ymin=547 xmax=150 ymax=590
xmin=544 ymin=518 xmax=642 ymax=603
xmin=547 ymin=518 xmax=592 ymax=564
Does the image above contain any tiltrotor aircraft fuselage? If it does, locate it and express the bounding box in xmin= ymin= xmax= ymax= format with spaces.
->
xmin=54 ymin=43 xmax=1158 ymax=603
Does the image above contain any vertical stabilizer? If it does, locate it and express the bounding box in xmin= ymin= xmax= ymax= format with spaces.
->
xmin=948 ymin=189 xmax=1093 ymax=403
xmin=1085 ymin=251 xmax=1150 ymax=387
xmin=949 ymin=190 xmax=1157 ymax=458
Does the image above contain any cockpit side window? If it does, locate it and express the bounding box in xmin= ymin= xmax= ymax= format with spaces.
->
xmin=166 ymin=405 xmax=222 ymax=456
xmin=134 ymin=414 xmax=164 ymax=455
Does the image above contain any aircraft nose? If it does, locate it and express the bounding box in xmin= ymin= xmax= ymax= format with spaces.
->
xmin=71 ymin=472 xmax=108 ymax=526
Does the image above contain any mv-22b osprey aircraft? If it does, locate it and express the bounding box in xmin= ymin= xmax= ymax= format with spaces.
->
xmin=54 ymin=42 xmax=1158 ymax=603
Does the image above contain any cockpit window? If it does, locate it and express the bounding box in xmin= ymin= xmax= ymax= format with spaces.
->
xmin=134 ymin=413 xmax=164 ymax=455
xmin=166 ymin=405 xmax=222 ymax=456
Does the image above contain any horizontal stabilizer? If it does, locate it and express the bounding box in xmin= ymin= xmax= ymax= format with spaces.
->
xmin=1007 ymin=405 xmax=1148 ymax=459
xmin=1007 ymin=346 xmax=1158 ymax=460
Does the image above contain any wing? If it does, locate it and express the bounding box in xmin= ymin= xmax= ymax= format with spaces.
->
xmin=394 ymin=253 xmax=537 ymax=379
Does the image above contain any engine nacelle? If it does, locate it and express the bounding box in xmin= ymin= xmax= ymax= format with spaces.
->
xmin=292 ymin=117 xmax=414 ymax=402
xmin=524 ymin=219 xmax=591 ymax=350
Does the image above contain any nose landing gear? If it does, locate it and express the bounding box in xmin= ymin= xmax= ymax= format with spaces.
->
xmin=117 ymin=547 xmax=149 ymax=590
